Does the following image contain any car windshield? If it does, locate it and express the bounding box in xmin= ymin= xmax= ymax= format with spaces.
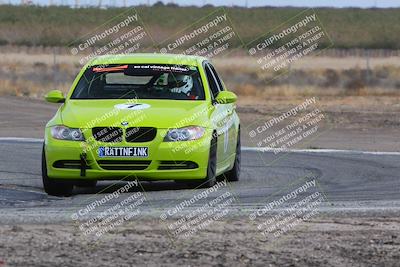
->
xmin=70 ymin=64 xmax=205 ymax=100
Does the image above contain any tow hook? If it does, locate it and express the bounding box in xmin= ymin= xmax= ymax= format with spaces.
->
xmin=80 ymin=153 xmax=87 ymax=177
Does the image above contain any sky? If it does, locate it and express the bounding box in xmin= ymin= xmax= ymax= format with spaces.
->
xmin=3 ymin=0 xmax=400 ymax=8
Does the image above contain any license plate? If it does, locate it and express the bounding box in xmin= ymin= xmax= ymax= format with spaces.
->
xmin=98 ymin=146 xmax=149 ymax=158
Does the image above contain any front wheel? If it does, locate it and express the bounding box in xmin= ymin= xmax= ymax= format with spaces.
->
xmin=225 ymin=129 xmax=240 ymax=182
xmin=42 ymin=145 xmax=73 ymax=196
xmin=201 ymin=135 xmax=217 ymax=187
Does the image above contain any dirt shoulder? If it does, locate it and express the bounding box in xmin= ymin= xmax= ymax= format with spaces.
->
xmin=238 ymin=95 xmax=400 ymax=151
xmin=0 ymin=216 xmax=399 ymax=267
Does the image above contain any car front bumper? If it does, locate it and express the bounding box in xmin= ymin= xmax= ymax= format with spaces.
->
xmin=44 ymin=128 xmax=211 ymax=181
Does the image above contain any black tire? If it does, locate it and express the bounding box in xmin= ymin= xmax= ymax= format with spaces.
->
xmin=75 ymin=180 xmax=97 ymax=188
xmin=42 ymin=145 xmax=73 ymax=196
xmin=202 ymin=135 xmax=217 ymax=187
xmin=225 ymin=129 xmax=241 ymax=182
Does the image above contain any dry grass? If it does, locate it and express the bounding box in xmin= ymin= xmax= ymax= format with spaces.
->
xmin=0 ymin=49 xmax=400 ymax=100
xmin=0 ymin=57 xmax=78 ymax=98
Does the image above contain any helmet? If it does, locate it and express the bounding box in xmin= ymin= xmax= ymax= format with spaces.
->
xmin=168 ymin=74 xmax=193 ymax=95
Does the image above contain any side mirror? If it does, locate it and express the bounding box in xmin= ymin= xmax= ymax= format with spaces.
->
xmin=215 ymin=91 xmax=237 ymax=104
xmin=45 ymin=90 xmax=65 ymax=103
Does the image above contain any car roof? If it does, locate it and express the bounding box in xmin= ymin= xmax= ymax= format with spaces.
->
xmin=88 ymin=53 xmax=208 ymax=67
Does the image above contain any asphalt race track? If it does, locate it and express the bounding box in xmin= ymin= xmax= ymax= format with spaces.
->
xmin=0 ymin=139 xmax=400 ymax=223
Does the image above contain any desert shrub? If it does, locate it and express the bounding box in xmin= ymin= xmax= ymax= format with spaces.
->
xmin=323 ymin=69 xmax=339 ymax=87
xmin=375 ymin=67 xmax=390 ymax=79
xmin=345 ymin=77 xmax=365 ymax=95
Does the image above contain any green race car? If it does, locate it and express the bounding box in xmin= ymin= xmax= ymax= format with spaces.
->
xmin=42 ymin=53 xmax=240 ymax=196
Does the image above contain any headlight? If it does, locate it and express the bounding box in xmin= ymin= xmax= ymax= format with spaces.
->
xmin=164 ymin=126 xmax=205 ymax=142
xmin=51 ymin=125 xmax=85 ymax=141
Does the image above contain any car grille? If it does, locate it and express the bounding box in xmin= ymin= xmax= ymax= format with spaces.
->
xmin=125 ymin=127 xmax=157 ymax=142
xmin=158 ymin=161 xmax=199 ymax=170
xmin=97 ymin=160 xmax=151 ymax=170
xmin=91 ymin=127 xmax=157 ymax=142
xmin=53 ymin=160 xmax=92 ymax=169
xmin=92 ymin=127 xmax=123 ymax=142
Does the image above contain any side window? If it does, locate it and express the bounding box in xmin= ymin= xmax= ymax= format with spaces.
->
xmin=208 ymin=64 xmax=225 ymax=91
xmin=204 ymin=64 xmax=220 ymax=99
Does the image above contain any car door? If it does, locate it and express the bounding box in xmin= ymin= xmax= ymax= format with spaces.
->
xmin=204 ymin=62 xmax=232 ymax=172
xmin=203 ymin=63 xmax=227 ymax=171
xmin=207 ymin=63 xmax=237 ymax=164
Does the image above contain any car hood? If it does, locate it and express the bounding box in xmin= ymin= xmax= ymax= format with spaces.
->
xmin=60 ymin=99 xmax=211 ymax=129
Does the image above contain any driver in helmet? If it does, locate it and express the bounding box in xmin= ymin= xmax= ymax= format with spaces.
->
xmin=168 ymin=74 xmax=195 ymax=97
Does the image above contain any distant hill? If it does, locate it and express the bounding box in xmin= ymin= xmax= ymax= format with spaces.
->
xmin=0 ymin=5 xmax=399 ymax=49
